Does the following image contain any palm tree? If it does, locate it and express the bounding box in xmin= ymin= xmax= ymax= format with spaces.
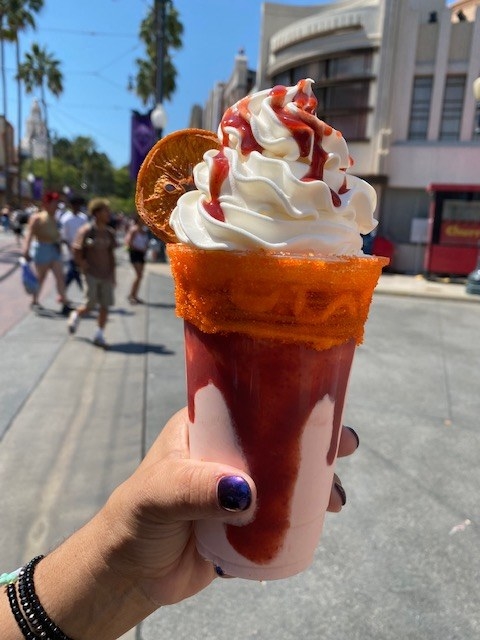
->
xmin=0 ymin=0 xmax=44 ymax=202
xmin=17 ymin=42 xmax=63 ymax=187
xmin=134 ymin=0 xmax=183 ymax=106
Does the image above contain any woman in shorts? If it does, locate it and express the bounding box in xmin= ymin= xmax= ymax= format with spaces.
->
xmin=23 ymin=192 xmax=70 ymax=314
xmin=125 ymin=215 xmax=150 ymax=304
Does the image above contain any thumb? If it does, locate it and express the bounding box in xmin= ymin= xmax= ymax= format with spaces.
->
xmin=141 ymin=457 xmax=257 ymax=526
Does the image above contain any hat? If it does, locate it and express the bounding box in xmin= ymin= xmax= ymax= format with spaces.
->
xmin=43 ymin=191 xmax=60 ymax=204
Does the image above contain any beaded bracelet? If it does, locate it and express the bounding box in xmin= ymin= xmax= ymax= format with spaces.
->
xmin=5 ymin=555 xmax=74 ymax=640
xmin=0 ymin=567 xmax=21 ymax=585
xmin=6 ymin=582 xmax=36 ymax=639
xmin=18 ymin=555 xmax=73 ymax=640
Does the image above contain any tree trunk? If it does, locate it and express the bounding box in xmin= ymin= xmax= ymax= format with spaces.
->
xmin=1 ymin=36 xmax=12 ymax=204
xmin=16 ymin=38 xmax=23 ymax=204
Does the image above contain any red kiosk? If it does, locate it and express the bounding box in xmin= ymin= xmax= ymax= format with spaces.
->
xmin=424 ymin=184 xmax=480 ymax=277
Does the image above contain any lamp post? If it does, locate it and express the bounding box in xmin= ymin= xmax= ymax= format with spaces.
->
xmin=151 ymin=102 xmax=167 ymax=139
xmin=27 ymin=172 xmax=35 ymax=199
xmin=150 ymin=0 xmax=168 ymax=139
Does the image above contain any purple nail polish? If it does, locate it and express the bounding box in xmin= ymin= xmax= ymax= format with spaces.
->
xmin=335 ymin=482 xmax=347 ymax=506
xmin=345 ymin=426 xmax=360 ymax=449
xmin=217 ymin=476 xmax=252 ymax=512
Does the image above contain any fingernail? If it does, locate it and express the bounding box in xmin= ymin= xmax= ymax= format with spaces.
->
xmin=335 ymin=482 xmax=347 ymax=506
xmin=214 ymin=564 xmax=225 ymax=576
xmin=345 ymin=426 xmax=360 ymax=449
xmin=217 ymin=476 xmax=252 ymax=512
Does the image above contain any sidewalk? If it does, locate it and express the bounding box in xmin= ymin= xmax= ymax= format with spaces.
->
xmin=1 ymin=240 xmax=479 ymax=640
xmin=375 ymin=271 xmax=477 ymax=302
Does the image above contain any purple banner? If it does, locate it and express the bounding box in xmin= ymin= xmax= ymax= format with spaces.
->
xmin=32 ymin=177 xmax=43 ymax=200
xmin=130 ymin=111 xmax=156 ymax=180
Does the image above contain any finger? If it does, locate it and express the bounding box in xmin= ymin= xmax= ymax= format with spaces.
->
xmin=139 ymin=456 xmax=257 ymax=525
xmin=327 ymin=474 xmax=346 ymax=513
xmin=337 ymin=425 xmax=359 ymax=458
xmin=141 ymin=407 xmax=190 ymax=466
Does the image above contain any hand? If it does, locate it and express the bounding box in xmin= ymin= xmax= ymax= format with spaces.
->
xmin=96 ymin=408 xmax=359 ymax=608
xmin=96 ymin=409 xmax=255 ymax=608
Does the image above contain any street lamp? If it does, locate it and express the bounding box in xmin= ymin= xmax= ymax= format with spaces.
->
xmin=151 ymin=102 xmax=167 ymax=137
xmin=473 ymin=76 xmax=480 ymax=135
xmin=27 ymin=172 xmax=35 ymax=199
xmin=151 ymin=0 xmax=167 ymax=139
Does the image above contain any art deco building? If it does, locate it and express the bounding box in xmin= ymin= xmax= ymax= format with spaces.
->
xmin=199 ymin=0 xmax=480 ymax=274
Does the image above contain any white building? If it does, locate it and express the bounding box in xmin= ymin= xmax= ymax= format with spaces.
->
xmin=21 ymin=99 xmax=49 ymax=161
xmin=200 ymin=0 xmax=480 ymax=274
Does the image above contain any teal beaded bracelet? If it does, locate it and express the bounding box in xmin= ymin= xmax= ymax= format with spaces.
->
xmin=0 ymin=567 xmax=21 ymax=585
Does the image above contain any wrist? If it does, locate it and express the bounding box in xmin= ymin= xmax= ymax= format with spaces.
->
xmin=34 ymin=507 xmax=156 ymax=640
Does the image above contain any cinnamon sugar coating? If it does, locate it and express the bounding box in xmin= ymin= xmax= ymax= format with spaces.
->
xmin=168 ymin=245 xmax=388 ymax=351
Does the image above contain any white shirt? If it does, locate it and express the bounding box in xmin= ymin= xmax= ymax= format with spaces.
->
xmin=61 ymin=210 xmax=89 ymax=247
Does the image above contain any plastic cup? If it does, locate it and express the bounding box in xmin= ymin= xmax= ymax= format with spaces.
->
xmin=168 ymin=245 xmax=388 ymax=580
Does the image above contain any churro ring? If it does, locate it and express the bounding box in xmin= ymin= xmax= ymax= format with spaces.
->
xmin=135 ymin=128 xmax=221 ymax=243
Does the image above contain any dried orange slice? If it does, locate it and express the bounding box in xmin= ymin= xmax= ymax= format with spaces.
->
xmin=135 ymin=128 xmax=221 ymax=243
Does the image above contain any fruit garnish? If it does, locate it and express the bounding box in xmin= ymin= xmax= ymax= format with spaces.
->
xmin=135 ymin=128 xmax=221 ymax=243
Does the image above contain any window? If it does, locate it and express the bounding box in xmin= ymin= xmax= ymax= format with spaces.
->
xmin=439 ymin=76 xmax=465 ymax=140
xmin=273 ymin=51 xmax=373 ymax=140
xmin=408 ymin=77 xmax=433 ymax=140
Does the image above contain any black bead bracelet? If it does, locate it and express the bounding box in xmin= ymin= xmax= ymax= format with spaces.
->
xmin=6 ymin=555 xmax=74 ymax=640
xmin=6 ymin=582 xmax=36 ymax=639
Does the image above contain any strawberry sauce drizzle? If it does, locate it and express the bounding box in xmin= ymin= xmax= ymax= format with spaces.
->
xmin=185 ymin=321 xmax=355 ymax=565
xmin=207 ymin=80 xmax=347 ymax=221
xmin=203 ymin=149 xmax=229 ymax=222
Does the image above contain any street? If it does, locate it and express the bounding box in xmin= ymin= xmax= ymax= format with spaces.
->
xmin=0 ymin=231 xmax=479 ymax=639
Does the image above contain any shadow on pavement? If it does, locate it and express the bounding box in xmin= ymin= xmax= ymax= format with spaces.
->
xmin=123 ymin=302 xmax=176 ymax=310
xmin=34 ymin=307 xmax=71 ymax=319
xmin=108 ymin=342 xmax=175 ymax=355
xmin=73 ymin=336 xmax=175 ymax=355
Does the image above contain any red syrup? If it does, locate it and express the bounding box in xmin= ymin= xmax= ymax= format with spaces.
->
xmin=185 ymin=321 xmax=355 ymax=564
xmin=213 ymin=82 xmax=347 ymax=215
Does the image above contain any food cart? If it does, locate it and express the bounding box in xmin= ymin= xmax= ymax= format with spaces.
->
xmin=424 ymin=184 xmax=480 ymax=277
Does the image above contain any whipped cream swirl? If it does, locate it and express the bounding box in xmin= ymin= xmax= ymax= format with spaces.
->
xmin=170 ymin=78 xmax=377 ymax=255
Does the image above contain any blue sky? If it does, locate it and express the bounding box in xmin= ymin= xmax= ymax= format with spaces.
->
xmin=2 ymin=0 xmax=326 ymax=169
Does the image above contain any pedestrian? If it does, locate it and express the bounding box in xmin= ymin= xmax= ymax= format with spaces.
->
xmin=60 ymin=195 xmax=88 ymax=294
xmin=0 ymin=407 xmax=359 ymax=639
xmin=22 ymin=192 xmax=71 ymax=314
xmin=10 ymin=208 xmax=26 ymax=247
xmin=67 ymin=197 xmax=117 ymax=349
xmin=1 ymin=205 xmax=10 ymax=233
xmin=125 ymin=214 xmax=150 ymax=304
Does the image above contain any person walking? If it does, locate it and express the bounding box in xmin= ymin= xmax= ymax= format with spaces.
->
xmin=60 ymin=195 xmax=88 ymax=294
xmin=125 ymin=215 xmax=150 ymax=304
xmin=22 ymin=192 xmax=70 ymax=314
xmin=67 ymin=197 xmax=117 ymax=348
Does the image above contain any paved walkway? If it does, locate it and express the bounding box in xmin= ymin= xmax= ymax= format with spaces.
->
xmin=0 ymin=230 xmax=478 ymax=640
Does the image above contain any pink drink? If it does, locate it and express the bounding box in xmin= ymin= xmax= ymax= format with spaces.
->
xmin=185 ymin=321 xmax=355 ymax=580
xmin=168 ymin=244 xmax=387 ymax=580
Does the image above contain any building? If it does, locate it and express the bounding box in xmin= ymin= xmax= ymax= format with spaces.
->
xmin=202 ymin=49 xmax=256 ymax=132
xmin=0 ymin=116 xmax=16 ymax=205
xmin=21 ymin=99 xmax=49 ymax=162
xmin=198 ymin=0 xmax=480 ymax=274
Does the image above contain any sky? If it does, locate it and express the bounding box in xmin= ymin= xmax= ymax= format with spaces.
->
xmin=2 ymin=0 xmax=327 ymax=170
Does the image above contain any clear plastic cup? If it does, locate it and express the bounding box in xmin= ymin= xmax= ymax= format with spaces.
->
xmin=168 ymin=245 xmax=387 ymax=580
